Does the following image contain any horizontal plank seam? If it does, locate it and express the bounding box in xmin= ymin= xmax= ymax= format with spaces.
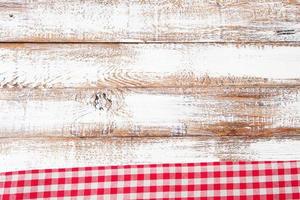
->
xmin=1 ymin=85 xmax=299 ymax=90
xmin=1 ymin=136 xmax=300 ymax=139
xmin=1 ymin=41 xmax=300 ymax=45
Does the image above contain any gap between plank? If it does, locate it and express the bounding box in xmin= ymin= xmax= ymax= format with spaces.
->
xmin=0 ymin=41 xmax=300 ymax=45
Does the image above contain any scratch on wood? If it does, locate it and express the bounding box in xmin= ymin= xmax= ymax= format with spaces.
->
xmin=276 ymin=30 xmax=296 ymax=36
xmin=171 ymin=123 xmax=188 ymax=136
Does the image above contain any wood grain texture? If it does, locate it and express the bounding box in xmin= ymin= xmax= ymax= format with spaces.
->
xmin=0 ymin=0 xmax=299 ymax=174
xmin=0 ymin=43 xmax=299 ymax=137
xmin=0 ymin=0 xmax=299 ymax=42
xmin=0 ymin=136 xmax=300 ymax=172
xmin=0 ymin=87 xmax=299 ymax=137
xmin=0 ymin=43 xmax=299 ymax=89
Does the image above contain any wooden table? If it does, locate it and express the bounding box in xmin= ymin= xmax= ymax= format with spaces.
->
xmin=0 ymin=0 xmax=299 ymax=172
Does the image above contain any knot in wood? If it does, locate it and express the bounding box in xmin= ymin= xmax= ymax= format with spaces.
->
xmin=93 ymin=92 xmax=112 ymax=111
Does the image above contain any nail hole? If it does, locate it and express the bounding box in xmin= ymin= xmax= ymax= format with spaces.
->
xmin=9 ymin=14 xmax=13 ymax=18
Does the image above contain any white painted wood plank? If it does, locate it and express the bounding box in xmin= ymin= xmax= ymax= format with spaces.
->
xmin=0 ymin=88 xmax=299 ymax=137
xmin=0 ymin=136 xmax=300 ymax=172
xmin=0 ymin=43 xmax=299 ymax=89
xmin=0 ymin=0 xmax=299 ymax=42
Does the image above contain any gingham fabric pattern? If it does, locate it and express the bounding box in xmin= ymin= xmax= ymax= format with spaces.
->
xmin=0 ymin=161 xmax=299 ymax=200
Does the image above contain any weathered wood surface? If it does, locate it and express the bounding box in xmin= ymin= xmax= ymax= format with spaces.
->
xmin=0 ymin=0 xmax=299 ymax=173
xmin=0 ymin=87 xmax=299 ymax=137
xmin=0 ymin=136 xmax=300 ymax=172
xmin=0 ymin=43 xmax=299 ymax=137
xmin=0 ymin=43 xmax=299 ymax=89
xmin=0 ymin=0 xmax=299 ymax=42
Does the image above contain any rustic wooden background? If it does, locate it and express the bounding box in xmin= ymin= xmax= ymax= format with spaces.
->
xmin=0 ymin=0 xmax=299 ymax=172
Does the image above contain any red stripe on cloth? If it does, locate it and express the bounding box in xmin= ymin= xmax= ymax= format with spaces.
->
xmin=0 ymin=161 xmax=299 ymax=199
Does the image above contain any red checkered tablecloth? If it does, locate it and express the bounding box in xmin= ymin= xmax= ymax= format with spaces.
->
xmin=1 ymin=161 xmax=299 ymax=199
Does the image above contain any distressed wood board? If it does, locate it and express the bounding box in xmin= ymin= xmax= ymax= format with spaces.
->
xmin=1 ymin=136 xmax=300 ymax=172
xmin=0 ymin=0 xmax=299 ymax=42
xmin=0 ymin=87 xmax=299 ymax=137
xmin=0 ymin=43 xmax=299 ymax=89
